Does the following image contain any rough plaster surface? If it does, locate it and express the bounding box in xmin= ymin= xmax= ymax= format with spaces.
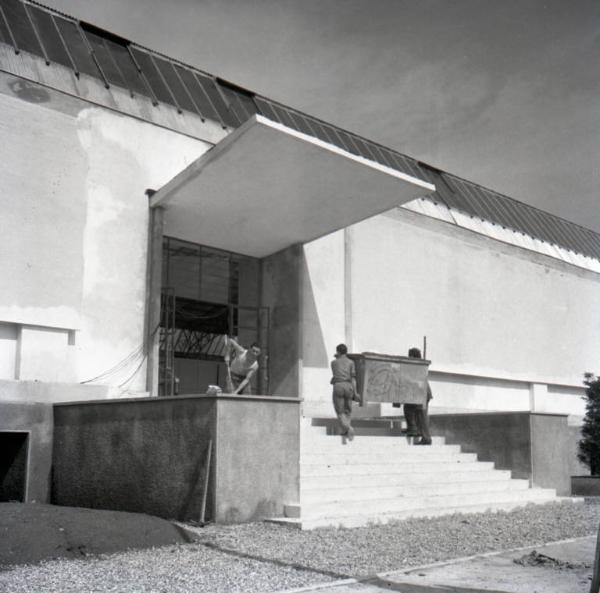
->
xmin=0 ymin=86 xmax=210 ymax=390
xmin=53 ymin=398 xmax=217 ymax=521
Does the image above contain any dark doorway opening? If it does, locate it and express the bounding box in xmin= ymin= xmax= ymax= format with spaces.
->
xmin=0 ymin=432 xmax=28 ymax=502
xmin=159 ymin=237 xmax=269 ymax=396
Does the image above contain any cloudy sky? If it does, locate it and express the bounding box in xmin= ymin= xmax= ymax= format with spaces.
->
xmin=44 ymin=0 xmax=600 ymax=232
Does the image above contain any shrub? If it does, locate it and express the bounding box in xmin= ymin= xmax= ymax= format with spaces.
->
xmin=577 ymin=373 xmax=600 ymax=475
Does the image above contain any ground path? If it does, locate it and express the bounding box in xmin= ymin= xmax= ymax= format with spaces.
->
xmin=0 ymin=500 xmax=599 ymax=592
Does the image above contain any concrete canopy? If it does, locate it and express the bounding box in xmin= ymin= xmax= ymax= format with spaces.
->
xmin=150 ymin=114 xmax=435 ymax=258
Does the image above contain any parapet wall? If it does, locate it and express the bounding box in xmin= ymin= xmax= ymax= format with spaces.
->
xmin=52 ymin=394 xmax=300 ymax=523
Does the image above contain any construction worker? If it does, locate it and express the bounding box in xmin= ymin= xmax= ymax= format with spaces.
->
xmin=330 ymin=343 xmax=358 ymax=440
xmin=404 ymin=347 xmax=433 ymax=445
xmin=225 ymin=337 xmax=261 ymax=394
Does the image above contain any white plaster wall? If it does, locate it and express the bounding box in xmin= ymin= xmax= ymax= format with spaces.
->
xmin=0 ymin=323 xmax=17 ymax=380
xmin=427 ymin=374 xmax=531 ymax=413
xmin=0 ymin=88 xmax=211 ymax=394
xmin=302 ymin=230 xmax=346 ymax=403
xmin=17 ymin=326 xmax=75 ymax=383
xmin=301 ymin=208 xmax=600 ymax=415
xmin=349 ymin=210 xmax=600 ymax=386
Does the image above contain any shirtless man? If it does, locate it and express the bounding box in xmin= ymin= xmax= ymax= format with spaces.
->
xmin=225 ymin=337 xmax=261 ymax=394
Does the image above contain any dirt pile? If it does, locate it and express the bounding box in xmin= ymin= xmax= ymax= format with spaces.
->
xmin=0 ymin=503 xmax=194 ymax=568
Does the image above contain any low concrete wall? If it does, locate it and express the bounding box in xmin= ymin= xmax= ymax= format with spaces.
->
xmin=0 ymin=401 xmax=53 ymax=503
xmin=571 ymin=476 xmax=600 ymax=496
xmin=430 ymin=412 xmax=575 ymax=495
xmin=215 ymin=397 xmax=300 ymax=522
xmin=52 ymin=394 xmax=300 ymax=523
xmin=430 ymin=413 xmax=532 ymax=479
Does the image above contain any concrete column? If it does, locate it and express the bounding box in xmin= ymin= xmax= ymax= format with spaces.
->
xmin=261 ymin=244 xmax=302 ymax=397
xmin=145 ymin=203 xmax=164 ymax=397
xmin=529 ymin=382 xmax=548 ymax=412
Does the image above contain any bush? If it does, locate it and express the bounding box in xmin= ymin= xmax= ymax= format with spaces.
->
xmin=578 ymin=373 xmax=600 ymax=475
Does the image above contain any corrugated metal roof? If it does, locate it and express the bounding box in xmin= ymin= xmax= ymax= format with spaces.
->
xmin=420 ymin=166 xmax=600 ymax=261
xmin=2 ymin=0 xmax=600 ymax=261
xmin=0 ymin=0 xmax=429 ymax=186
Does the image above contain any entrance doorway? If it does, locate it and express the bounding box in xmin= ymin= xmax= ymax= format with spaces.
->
xmin=159 ymin=237 xmax=269 ymax=396
xmin=0 ymin=431 xmax=28 ymax=502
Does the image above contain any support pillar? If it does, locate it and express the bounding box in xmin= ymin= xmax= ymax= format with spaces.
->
xmin=529 ymin=382 xmax=548 ymax=412
xmin=145 ymin=201 xmax=164 ymax=396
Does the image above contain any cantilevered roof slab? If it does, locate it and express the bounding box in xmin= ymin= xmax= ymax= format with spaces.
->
xmin=151 ymin=114 xmax=435 ymax=258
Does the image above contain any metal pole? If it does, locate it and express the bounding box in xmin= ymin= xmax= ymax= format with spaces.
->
xmin=199 ymin=439 xmax=213 ymax=525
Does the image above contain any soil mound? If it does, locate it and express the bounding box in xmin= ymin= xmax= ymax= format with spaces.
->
xmin=0 ymin=503 xmax=194 ymax=568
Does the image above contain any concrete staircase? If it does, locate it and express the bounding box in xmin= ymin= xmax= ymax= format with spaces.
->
xmin=271 ymin=418 xmax=559 ymax=530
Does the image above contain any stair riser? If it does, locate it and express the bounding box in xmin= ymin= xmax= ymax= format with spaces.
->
xmin=300 ymin=480 xmax=530 ymax=503
xmin=300 ymin=439 xmax=461 ymax=450
xmin=302 ymin=435 xmax=446 ymax=446
xmin=301 ymin=470 xmax=514 ymax=489
xmin=275 ymin=420 xmax=563 ymax=530
xmin=301 ymin=453 xmax=477 ymax=465
xmin=298 ymin=489 xmax=557 ymax=519
xmin=301 ymin=461 xmax=495 ymax=476
xmin=287 ymin=499 xmax=566 ymax=530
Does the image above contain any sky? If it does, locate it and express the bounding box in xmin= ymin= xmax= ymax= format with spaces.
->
xmin=43 ymin=0 xmax=600 ymax=233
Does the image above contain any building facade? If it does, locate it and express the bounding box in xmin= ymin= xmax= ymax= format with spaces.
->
xmin=1 ymin=0 xmax=599 ymax=418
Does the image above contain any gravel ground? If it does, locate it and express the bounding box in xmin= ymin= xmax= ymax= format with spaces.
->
xmin=1 ymin=500 xmax=599 ymax=593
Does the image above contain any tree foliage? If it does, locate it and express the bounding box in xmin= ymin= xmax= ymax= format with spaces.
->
xmin=577 ymin=373 xmax=600 ymax=475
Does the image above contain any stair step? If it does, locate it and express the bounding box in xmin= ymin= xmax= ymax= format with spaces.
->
xmin=302 ymin=440 xmax=453 ymax=453
xmin=301 ymin=437 xmax=448 ymax=451
xmin=301 ymin=469 xmax=514 ymax=489
xmin=301 ymin=460 xmax=494 ymax=477
xmin=301 ymin=451 xmax=477 ymax=465
xmin=300 ymin=479 xmax=530 ymax=503
xmin=295 ymin=488 xmax=557 ymax=520
xmin=302 ymin=427 xmax=445 ymax=443
xmin=283 ymin=503 xmax=301 ymax=518
xmin=289 ymin=418 xmax=561 ymax=530
xmin=270 ymin=496 xmax=569 ymax=530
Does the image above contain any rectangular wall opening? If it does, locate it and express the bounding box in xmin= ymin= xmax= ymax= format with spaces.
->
xmin=160 ymin=237 xmax=269 ymax=395
xmin=0 ymin=431 xmax=29 ymax=502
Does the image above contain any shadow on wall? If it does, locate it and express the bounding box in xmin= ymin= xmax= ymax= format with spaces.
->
xmin=222 ymin=498 xmax=279 ymax=523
